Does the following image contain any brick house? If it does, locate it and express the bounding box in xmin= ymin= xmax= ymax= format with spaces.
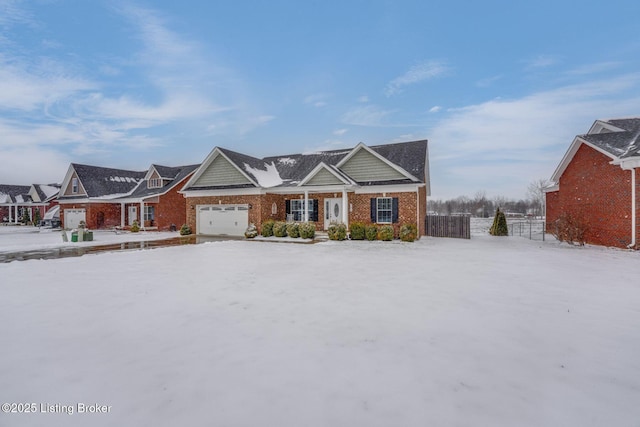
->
xmin=545 ymin=117 xmax=640 ymax=249
xmin=180 ymin=140 xmax=430 ymax=238
xmin=57 ymin=163 xmax=197 ymax=230
xmin=0 ymin=184 xmax=60 ymax=224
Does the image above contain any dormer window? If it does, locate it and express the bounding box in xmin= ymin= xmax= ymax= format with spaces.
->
xmin=72 ymin=178 xmax=79 ymax=194
xmin=148 ymin=178 xmax=162 ymax=189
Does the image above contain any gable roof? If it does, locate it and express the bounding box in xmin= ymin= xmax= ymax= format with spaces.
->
xmin=183 ymin=139 xmax=429 ymax=192
xmin=580 ymin=118 xmax=640 ymax=159
xmin=59 ymin=163 xmax=146 ymax=200
xmin=126 ymin=164 xmax=199 ymax=199
xmin=0 ymin=184 xmax=31 ymax=204
xmin=30 ymin=184 xmax=61 ymax=202
xmin=550 ymin=117 xmax=640 ymax=183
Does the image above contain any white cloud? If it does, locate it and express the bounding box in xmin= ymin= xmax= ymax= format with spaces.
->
xmin=333 ymin=128 xmax=348 ymax=136
xmin=428 ymin=73 xmax=640 ymax=199
xmin=524 ymin=54 xmax=560 ymax=69
xmin=341 ymin=105 xmax=395 ymax=127
xmin=0 ymin=146 xmax=70 ymax=185
xmin=304 ymin=93 xmax=329 ymax=108
xmin=429 ymin=106 xmax=442 ymax=113
xmin=566 ymin=62 xmax=621 ymax=76
xmin=358 ymin=95 xmax=369 ymax=103
xmin=476 ymin=75 xmax=503 ymax=88
xmin=385 ymin=60 xmax=449 ymax=96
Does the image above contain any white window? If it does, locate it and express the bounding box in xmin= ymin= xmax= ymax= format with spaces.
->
xmin=71 ymin=178 xmax=79 ymax=194
xmin=148 ymin=178 xmax=162 ymax=189
xmin=144 ymin=206 xmax=155 ymax=221
xmin=376 ymin=197 xmax=392 ymax=223
xmin=290 ymin=200 xmax=314 ymax=221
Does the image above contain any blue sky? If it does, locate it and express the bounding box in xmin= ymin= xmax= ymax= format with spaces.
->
xmin=2 ymin=0 xmax=640 ymax=199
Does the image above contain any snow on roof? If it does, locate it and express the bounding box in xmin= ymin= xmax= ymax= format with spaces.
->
xmin=40 ymin=185 xmax=60 ymax=198
xmin=277 ymin=157 xmax=297 ymax=166
xmin=109 ymin=176 xmax=139 ymax=183
xmin=16 ymin=195 xmax=24 ymax=203
xmin=243 ymin=162 xmax=283 ymax=188
xmin=43 ymin=205 xmax=60 ymax=220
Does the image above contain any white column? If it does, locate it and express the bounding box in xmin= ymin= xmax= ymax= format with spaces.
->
xmin=120 ymin=203 xmax=125 ymax=228
xmin=342 ymin=188 xmax=348 ymax=228
xmin=304 ymin=190 xmax=309 ymax=222
xmin=8 ymin=204 xmax=12 ymax=222
xmin=14 ymin=205 xmax=19 ymax=224
xmin=140 ymin=201 xmax=145 ymax=230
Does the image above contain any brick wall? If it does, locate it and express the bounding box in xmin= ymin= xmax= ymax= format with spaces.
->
xmin=545 ymin=190 xmax=560 ymax=233
xmin=60 ymin=202 xmax=122 ymax=229
xmin=350 ymin=191 xmax=420 ymax=238
xmin=553 ymin=143 xmax=633 ymax=248
xmin=154 ymin=184 xmax=189 ymax=231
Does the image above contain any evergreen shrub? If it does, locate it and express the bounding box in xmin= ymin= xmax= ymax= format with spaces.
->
xmin=489 ymin=208 xmax=508 ymax=236
xmin=400 ymin=223 xmax=418 ymax=242
xmin=299 ymin=222 xmax=316 ymax=239
xmin=378 ymin=225 xmax=394 ymax=241
xmin=273 ymin=221 xmax=288 ymax=237
xmin=286 ymin=222 xmax=300 ymax=238
xmin=328 ymin=223 xmax=347 ymax=241
xmin=365 ymin=224 xmax=378 ymax=241
xmin=130 ymin=220 xmax=140 ymax=233
xmin=179 ymin=224 xmax=192 ymax=235
xmin=350 ymin=222 xmax=366 ymax=240
xmin=261 ymin=219 xmax=275 ymax=237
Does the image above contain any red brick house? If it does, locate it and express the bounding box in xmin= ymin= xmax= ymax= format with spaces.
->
xmin=0 ymin=184 xmax=60 ymax=224
xmin=180 ymin=140 xmax=430 ymax=238
xmin=57 ymin=163 xmax=197 ymax=230
xmin=545 ymin=117 xmax=640 ymax=249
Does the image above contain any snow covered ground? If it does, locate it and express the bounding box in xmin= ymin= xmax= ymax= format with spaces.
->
xmin=0 ymin=225 xmax=179 ymax=253
xmin=1 ymin=235 xmax=639 ymax=426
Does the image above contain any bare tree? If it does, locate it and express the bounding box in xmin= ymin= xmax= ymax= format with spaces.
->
xmin=527 ymin=178 xmax=550 ymax=218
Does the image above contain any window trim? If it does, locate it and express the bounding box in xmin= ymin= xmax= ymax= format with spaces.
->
xmin=290 ymin=199 xmax=315 ymax=222
xmin=376 ymin=197 xmax=392 ymax=224
xmin=71 ymin=177 xmax=79 ymax=194
xmin=148 ymin=178 xmax=162 ymax=189
xmin=143 ymin=205 xmax=155 ymax=221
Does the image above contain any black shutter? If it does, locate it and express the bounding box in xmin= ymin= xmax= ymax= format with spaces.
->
xmin=370 ymin=198 xmax=377 ymax=223
xmin=312 ymin=199 xmax=319 ymax=222
xmin=285 ymin=200 xmax=291 ymax=215
xmin=392 ymin=197 xmax=399 ymax=223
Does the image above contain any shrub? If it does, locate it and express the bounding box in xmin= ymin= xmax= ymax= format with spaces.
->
xmin=273 ymin=221 xmax=288 ymax=237
xmin=378 ymin=224 xmax=394 ymax=241
xmin=553 ymin=212 xmax=588 ymax=246
xmin=286 ymin=222 xmax=300 ymax=238
xmin=244 ymin=223 xmax=258 ymax=238
xmin=400 ymin=223 xmax=418 ymax=242
xmin=489 ymin=208 xmax=508 ymax=236
xmin=328 ymin=223 xmax=347 ymax=241
xmin=261 ymin=219 xmax=275 ymax=237
xmin=179 ymin=224 xmax=192 ymax=235
xmin=299 ymin=222 xmax=316 ymax=239
xmin=350 ymin=222 xmax=366 ymax=240
xmin=130 ymin=220 xmax=140 ymax=233
xmin=365 ymin=224 xmax=378 ymax=241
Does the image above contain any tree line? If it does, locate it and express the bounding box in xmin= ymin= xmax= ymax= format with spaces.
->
xmin=428 ymin=179 xmax=549 ymax=218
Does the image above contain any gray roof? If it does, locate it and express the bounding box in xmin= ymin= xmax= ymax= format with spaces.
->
xmin=125 ymin=164 xmax=199 ymax=199
xmin=581 ymin=118 xmax=640 ymax=158
xmin=210 ymin=139 xmax=428 ymax=188
xmin=0 ymin=184 xmax=31 ymax=203
xmin=59 ymin=163 xmax=146 ymax=199
xmin=33 ymin=184 xmax=61 ymax=202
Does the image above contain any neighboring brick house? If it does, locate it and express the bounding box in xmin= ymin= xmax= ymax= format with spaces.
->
xmin=57 ymin=163 xmax=197 ymax=230
xmin=545 ymin=117 xmax=640 ymax=249
xmin=0 ymin=184 xmax=60 ymax=224
xmin=180 ymin=140 xmax=430 ymax=238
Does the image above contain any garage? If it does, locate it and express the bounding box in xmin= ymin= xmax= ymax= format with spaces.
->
xmin=197 ymin=205 xmax=249 ymax=236
xmin=64 ymin=208 xmax=86 ymax=229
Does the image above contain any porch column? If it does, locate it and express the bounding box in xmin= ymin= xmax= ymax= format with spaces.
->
xmin=8 ymin=204 xmax=12 ymax=223
xmin=140 ymin=201 xmax=145 ymax=230
xmin=304 ymin=190 xmax=309 ymax=222
xmin=342 ymin=188 xmax=348 ymax=229
xmin=14 ymin=205 xmax=19 ymax=224
xmin=120 ymin=203 xmax=125 ymax=228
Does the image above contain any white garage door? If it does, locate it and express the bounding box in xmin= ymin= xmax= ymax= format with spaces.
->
xmin=197 ymin=205 xmax=249 ymax=236
xmin=64 ymin=208 xmax=86 ymax=229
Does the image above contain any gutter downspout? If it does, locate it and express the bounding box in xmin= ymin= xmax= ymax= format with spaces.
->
xmin=629 ymin=168 xmax=636 ymax=249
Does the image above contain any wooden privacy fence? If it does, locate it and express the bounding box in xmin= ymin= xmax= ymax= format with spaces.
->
xmin=425 ymin=215 xmax=471 ymax=239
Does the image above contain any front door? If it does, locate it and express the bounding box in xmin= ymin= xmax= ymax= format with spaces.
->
xmin=324 ymin=198 xmax=342 ymax=230
xmin=128 ymin=206 xmax=137 ymax=226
